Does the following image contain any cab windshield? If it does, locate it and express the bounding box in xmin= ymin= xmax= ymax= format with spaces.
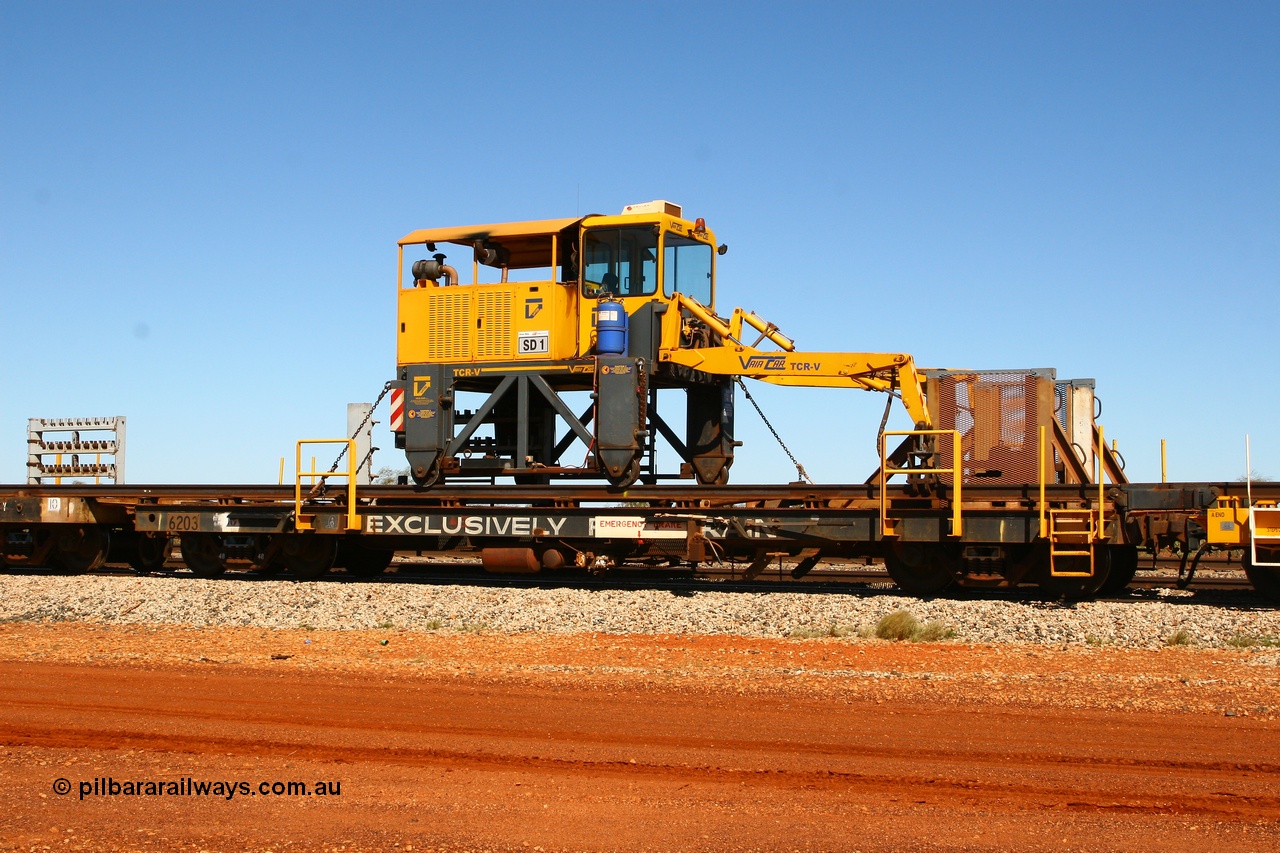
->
xmin=582 ymin=227 xmax=658 ymax=297
xmin=663 ymin=233 xmax=712 ymax=306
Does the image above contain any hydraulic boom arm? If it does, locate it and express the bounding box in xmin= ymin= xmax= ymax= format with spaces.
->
xmin=659 ymin=294 xmax=932 ymax=429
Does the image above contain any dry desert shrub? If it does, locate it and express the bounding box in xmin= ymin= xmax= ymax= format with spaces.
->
xmin=874 ymin=610 xmax=954 ymax=642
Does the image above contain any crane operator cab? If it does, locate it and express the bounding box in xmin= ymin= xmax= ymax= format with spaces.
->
xmin=393 ymin=200 xmax=735 ymax=488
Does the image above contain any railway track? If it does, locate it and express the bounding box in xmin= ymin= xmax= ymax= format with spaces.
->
xmin=3 ymin=553 xmax=1256 ymax=597
xmin=4 ymin=479 xmax=1278 ymax=601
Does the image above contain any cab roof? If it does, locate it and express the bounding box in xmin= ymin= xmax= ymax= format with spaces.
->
xmin=398 ymin=217 xmax=584 ymax=247
xmin=398 ymin=211 xmax=711 ymax=270
xmin=398 ymin=217 xmax=583 ymax=270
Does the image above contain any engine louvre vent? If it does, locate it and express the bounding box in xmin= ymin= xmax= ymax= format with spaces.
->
xmin=477 ymin=291 xmax=513 ymax=359
xmin=427 ymin=291 xmax=471 ymax=361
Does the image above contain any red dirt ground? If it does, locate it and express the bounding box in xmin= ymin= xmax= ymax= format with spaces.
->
xmin=1 ymin=623 xmax=1278 ymax=852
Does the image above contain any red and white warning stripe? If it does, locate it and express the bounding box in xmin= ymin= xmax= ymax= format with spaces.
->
xmin=390 ymin=388 xmax=405 ymax=432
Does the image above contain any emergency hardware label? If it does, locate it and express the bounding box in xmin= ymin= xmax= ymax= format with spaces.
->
xmin=590 ymin=517 xmax=688 ymax=539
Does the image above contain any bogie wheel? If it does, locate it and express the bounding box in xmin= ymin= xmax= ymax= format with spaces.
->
xmin=280 ymin=534 xmax=338 ymax=580
xmin=54 ymin=526 xmax=110 ymax=573
xmin=128 ymin=534 xmax=172 ymax=574
xmin=0 ymin=529 xmax=53 ymax=569
xmin=249 ymin=552 xmax=284 ymax=576
xmin=882 ymin=542 xmax=959 ymax=596
xmin=1243 ymin=548 xmax=1280 ymax=602
xmin=337 ymin=539 xmax=395 ymax=577
xmin=180 ymin=533 xmax=228 ymax=578
xmin=1035 ymin=545 xmax=1111 ymax=601
xmin=247 ymin=534 xmax=283 ymax=576
xmin=1098 ymin=544 xmax=1139 ymax=596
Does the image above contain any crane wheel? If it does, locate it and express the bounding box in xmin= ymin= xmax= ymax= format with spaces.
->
xmin=411 ymin=461 xmax=442 ymax=488
xmin=694 ymin=467 xmax=730 ymax=486
xmin=606 ymin=459 xmax=642 ymax=490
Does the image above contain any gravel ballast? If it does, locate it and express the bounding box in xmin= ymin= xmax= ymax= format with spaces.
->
xmin=2 ymin=572 xmax=1278 ymax=651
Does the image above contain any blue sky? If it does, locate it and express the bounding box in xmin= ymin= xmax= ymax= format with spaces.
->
xmin=2 ymin=1 xmax=1276 ymax=485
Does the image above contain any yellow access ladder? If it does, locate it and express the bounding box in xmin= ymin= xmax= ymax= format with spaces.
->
xmin=1037 ymin=424 xmax=1108 ymax=577
xmin=1047 ymin=508 xmax=1097 ymax=577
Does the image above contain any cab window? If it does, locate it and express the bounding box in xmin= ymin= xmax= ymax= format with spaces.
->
xmin=663 ymin=233 xmax=713 ymax=306
xmin=582 ymin=227 xmax=657 ymax=297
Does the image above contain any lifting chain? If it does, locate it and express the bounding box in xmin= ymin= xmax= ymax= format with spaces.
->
xmin=734 ymin=378 xmax=813 ymax=485
xmin=310 ymin=382 xmax=393 ymax=498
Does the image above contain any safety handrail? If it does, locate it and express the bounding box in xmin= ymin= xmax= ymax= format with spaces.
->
xmin=1037 ymin=424 xmax=1109 ymax=542
xmin=294 ymin=439 xmax=358 ymax=532
xmin=1038 ymin=425 xmax=1047 ymax=539
xmin=878 ymin=429 xmax=962 ymax=538
xmin=1096 ymin=425 xmax=1106 ymax=540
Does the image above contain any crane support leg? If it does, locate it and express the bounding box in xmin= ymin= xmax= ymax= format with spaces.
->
xmin=686 ymin=379 xmax=735 ymax=485
xmin=402 ymin=364 xmax=453 ymax=485
xmin=595 ymin=357 xmax=647 ymax=488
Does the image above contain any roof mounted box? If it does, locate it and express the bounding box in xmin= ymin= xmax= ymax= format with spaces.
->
xmin=621 ymin=200 xmax=682 ymax=217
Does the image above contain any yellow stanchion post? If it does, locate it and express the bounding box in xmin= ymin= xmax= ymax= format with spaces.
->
xmin=1097 ymin=426 xmax=1106 ymax=539
xmin=1038 ymin=425 xmax=1046 ymax=540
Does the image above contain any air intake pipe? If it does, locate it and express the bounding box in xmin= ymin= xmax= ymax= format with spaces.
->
xmin=412 ymin=254 xmax=459 ymax=287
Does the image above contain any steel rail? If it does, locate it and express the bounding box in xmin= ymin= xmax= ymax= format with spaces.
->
xmin=6 ymin=558 xmax=1257 ymax=595
xmin=4 ymin=480 xmax=1278 ymax=507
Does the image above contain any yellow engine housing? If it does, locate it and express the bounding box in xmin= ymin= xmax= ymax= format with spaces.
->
xmin=398 ymin=280 xmax=580 ymax=365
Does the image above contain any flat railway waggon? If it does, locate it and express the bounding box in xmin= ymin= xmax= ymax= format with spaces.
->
xmin=3 ymin=202 xmax=1278 ymax=601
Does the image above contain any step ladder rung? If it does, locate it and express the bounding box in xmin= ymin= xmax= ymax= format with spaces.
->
xmin=1048 ymin=508 xmax=1099 ymax=578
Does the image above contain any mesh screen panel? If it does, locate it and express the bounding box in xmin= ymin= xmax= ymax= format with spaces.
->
xmin=930 ymin=371 xmax=1051 ymax=485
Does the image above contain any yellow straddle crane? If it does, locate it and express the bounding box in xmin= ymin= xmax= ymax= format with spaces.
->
xmin=391 ymin=200 xmax=930 ymax=488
